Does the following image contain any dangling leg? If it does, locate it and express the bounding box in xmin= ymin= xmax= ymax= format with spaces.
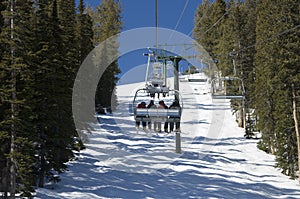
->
xmin=148 ymin=121 xmax=152 ymax=131
xmin=157 ymin=122 xmax=162 ymax=132
xmin=142 ymin=121 xmax=147 ymax=132
xmin=164 ymin=121 xmax=168 ymax=133
xmin=169 ymin=121 xmax=174 ymax=132
xmin=154 ymin=121 xmax=157 ymax=132
xmin=136 ymin=121 xmax=140 ymax=133
xmin=175 ymin=120 xmax=181 ymax=132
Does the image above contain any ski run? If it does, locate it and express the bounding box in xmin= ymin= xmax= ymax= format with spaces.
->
xmin=36 ymin=74 xmax=300 ymax=199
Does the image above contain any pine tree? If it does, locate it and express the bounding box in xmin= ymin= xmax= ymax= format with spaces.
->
xmin=255 ymin=0 xmax=300 ymax=178
xmin=93 ymin=0 xmax=122 ymax=111
xmin=234 ymin=0 xmax=260 ymax=135
xmin=0 ymin=0 xmax=10 ymax=195
xmin=193 ymin=0 xmax=213 ymax=60
xmin=241 ymin=0 xmax=258 ymax=109
xmin=32 ymin=0 xmax=78 ymax=187
xmin=209 ymin=0 xmax=227 ymax=66
xmin=48 ymin=0 xmax=77 ymax=181
xmin=215 ymin=0 xmax=236 ymax=77
xmin=271 ymin=0 xmax=300 ymax=178
xmin=217 ymin=1 xmax=258 ymax=129
xmin=255 ymin=0 xmax=278 ymax=154
xmin=55 ymin=0 xmax=80 ymax=157
xmin=0 ymin=0 xmax=93 ymax=194
xmin=72 ymin=0 xmax=96 ymax=135
xmin=76 ymin=0 xmax=94 ymax=64
xmin=0 ymin=0 xmax=37 ymax=197
xmin=0 ymin=0 xmax=4 ymax=32
xmin=274 ymin=85 xmax=297 ymax=178
xmin=32 ymin=0 xmax=56 ymax=188
xmin=193 ymin=0 xmax=228 ymax=82
xmin=193 ymin=0 xmax=300 ymax=180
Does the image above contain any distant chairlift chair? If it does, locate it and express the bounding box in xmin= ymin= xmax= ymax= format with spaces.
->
xmin=211 ymin=76 xmax=245 ymax=100
xmin=211 ymin=50 xmax=245 ymax=100
xmin=144 ymin=53 xmax=169 ymax=98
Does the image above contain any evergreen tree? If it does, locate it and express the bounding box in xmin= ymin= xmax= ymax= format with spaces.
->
xmin=48 ymin=0 xmax=77 ymax=182
xmin=215 ymin=0 xmax=236 ymax=77
xmin=235 ymin=0 xmax=259 ymax=135
xmin=255 ymin=0 xmax=300 ymax=178
xmin=93 ymin=0 xmax=122 ymax=111
xmin=254 ymin=0 xmax=278 ymax=154
xmin=217 ymin=1 xmax=257 ymax=129
xmin=73 ymin=0 xmax=96 ymax=133
xmin=193 ymin=0 xmax=300 ymax=179
xmin=32 ymin=0 xmax=78 ymax=187
xmin=0 ymin=0 xmax=10 ymax=195
xmin=194 ymin=0 xmax=247 ymax=127
xmin=241 ymin=0 xmax=258 ymax=109
xmin=193 ymin=0 xmax=213 ymax=60
xmin=0 ymin=0 xmax=93 ymax=195
xmin=0 ymin=0 xmax=4 ymax=32
xmin=32 ymin=0 xmax=56 ymax=188
xmin=193 ymin=0 xmax=228 ymax=80
xmin=76 ymin=0 xmax=94 ymax=64
xmin=270 ymin=0 xmax=300 ymax=178
xmin=209 ymin=0 xmax=227 ymax=66
xmin=0 ymin=0 xmax=36 ymax=196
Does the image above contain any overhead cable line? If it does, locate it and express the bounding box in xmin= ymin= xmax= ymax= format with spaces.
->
xmin=190 ymin=2 xmax=299 ymax=59
xmin=167 ymin=0 xmax=190 ymax=53
xmin=237 ymin=24 xmax=300 ymax=54
xmin=155 ymin=0 xmax=158 ymax=54
xmin=202 ymin=11 xmax=228 ymax=36
xmin=173 ymin=0 xmax=190 ymax=32
xmin=188 ymin=5 xmax=232 ymax=37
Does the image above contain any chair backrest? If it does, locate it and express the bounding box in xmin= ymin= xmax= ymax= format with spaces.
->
xmin=135 ymin=108 xmax=181 ymax=118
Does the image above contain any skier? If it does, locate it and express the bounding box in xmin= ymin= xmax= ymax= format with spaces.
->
xmin=157 ymin=100 xmax=168 ymax=132
xmin=136 ymin=101 xmax=147 ymax=132
xmin=169 ymin=100 xmax=181 ymax=132
xmin=147 ymin=100 xmax=157 ymax=131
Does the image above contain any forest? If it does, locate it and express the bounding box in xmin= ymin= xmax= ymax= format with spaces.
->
xmin=0 ymin=0 xmax=299 ymax=197
xmin=0 ymin=0 xmax=121 ymax=197
xmin=193 ymin=0 xmax=300 ymax=180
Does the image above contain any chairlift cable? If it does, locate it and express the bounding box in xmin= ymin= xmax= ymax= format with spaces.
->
xmin=174 ymin=0 xmax=189 ymax=31
xmin=168 ymin=0 xmax=190 ymax=44
xmin=189 ymin=2 xmax=300 ymax=56
xmin=236 ymin=24 xmax=300 ymax=55
xmin=155 ymin=0 xmax=158 ymax=55
xmin=188 ymin=3 xmax=232 ymax=37
xmin=211 ymin=24 xmax=300 ymax=62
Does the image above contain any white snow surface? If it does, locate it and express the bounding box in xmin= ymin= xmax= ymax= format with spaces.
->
xmin=36 ymin=75 xmax=300 ymax=199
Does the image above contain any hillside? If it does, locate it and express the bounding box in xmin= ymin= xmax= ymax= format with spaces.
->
xmin=36 ymin=75 xmax=300 ymax=198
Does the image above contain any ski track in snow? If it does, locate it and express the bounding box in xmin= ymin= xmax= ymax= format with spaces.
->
xmin=36 ymin=75 xmax=300 ymax=199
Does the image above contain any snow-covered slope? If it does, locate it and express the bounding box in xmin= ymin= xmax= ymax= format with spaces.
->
xmin=36 ymin=75 xmax=300 ymax=199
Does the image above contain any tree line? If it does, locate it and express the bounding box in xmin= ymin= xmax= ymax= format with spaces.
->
xmin=193 ymin=0 xmax=300 ymax=180
xmin=0 ymin=0 xmax=121 ymax=197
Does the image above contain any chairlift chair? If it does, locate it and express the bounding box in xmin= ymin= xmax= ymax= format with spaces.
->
xmin=211 ymin=50 xmax=246 ymax=100
xmin=211 ymin=76 xmax=245 ymax=100
xmin=132 ymin=89 xmax=183 ymax=123
xmin=188 ymin=72 xmax=208 ymax=83
xmin=143 ymin=50 xmax=170 ymax=96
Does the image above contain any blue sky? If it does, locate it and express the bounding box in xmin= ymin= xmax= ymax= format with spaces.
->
xmin=121 ymin=0 xmax=200 ymax=35
xmin=81 ymin=0 xmax=200 ymax=34
xmin=78 ymin=0 xmax=202 ymax=84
